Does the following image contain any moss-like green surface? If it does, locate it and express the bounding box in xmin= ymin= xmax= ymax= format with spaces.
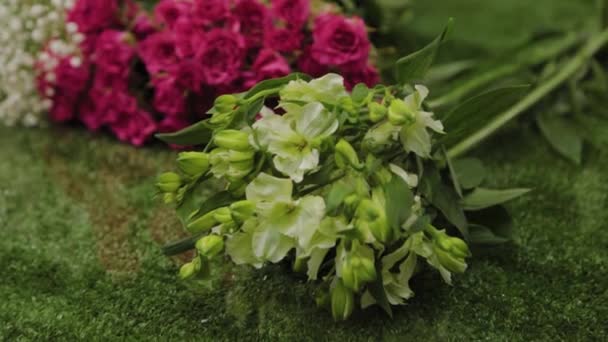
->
xmin=2 ymin=0 xmax=607 ymax=340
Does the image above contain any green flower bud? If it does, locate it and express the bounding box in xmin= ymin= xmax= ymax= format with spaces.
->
xmin=368 ymin=102 xmax=387 ymax=122
xmin=343 ymin=193 xmax=361 ymax=217
xmin=335 ymin=139 xmax=363 ymax=170
xmin=214 ymin=94 xmax=238 ymax=113
xmin=341 ymin=256 xmax=376 ymax=291
xmin=388 ymin=99 xmax=416 ymax=126
xmin=429 ymin=226 xmax=471 ymax=274
xmin=227 ymin=150 xmax=255 ymax=163
xmin=162 ymin=193 xmax=176 ymax=204
xmin=355 ymin=199 xmax=391 ymax=243
xmin=179 ymin=261 xmax=197 ymax=280
xmin=213 ymin=207 xmax=233 ymax=224
xmin=230 ymin=200 xmax=256 ymax=223
xmin=156 ymin=172 xmax=181 ymax=193
xmin=187 ymin=210 xmax=219 ymax=233
xmin=331 ymin=279 xmax=355 ymax=321
xmin=177 ymin=152 xmax=209 ymax=177
xmin=214 ymin=130 xmax=252 ymax=151
xmin=196 ymin=235 xmax=224 ymax=258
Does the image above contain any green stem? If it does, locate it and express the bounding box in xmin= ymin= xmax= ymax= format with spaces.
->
xmin=428 ymin=33 xmax=581 ymax=109
xmin=246 ymin=88 xmax=280 ymax=104
xmin=447 ymin=28 xmax=608 ymax=159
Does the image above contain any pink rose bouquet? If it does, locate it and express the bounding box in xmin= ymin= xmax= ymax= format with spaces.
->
xmin=36 ymin=0 xmax=379 ymax=146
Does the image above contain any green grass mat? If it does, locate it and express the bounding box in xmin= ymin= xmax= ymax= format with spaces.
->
xmin=1 ymin=0 xmax=607 ymax=340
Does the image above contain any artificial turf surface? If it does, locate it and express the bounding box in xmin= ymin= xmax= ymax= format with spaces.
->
xmin=1 ymin=0 xmax=607 ymax=340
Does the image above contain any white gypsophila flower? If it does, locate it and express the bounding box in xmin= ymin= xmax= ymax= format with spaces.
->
xmin=0 ymin=0 xmax=77 ymax=127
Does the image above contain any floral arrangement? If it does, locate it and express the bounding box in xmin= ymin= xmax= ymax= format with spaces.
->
xmin=0 ymin=0 xmax=76 ymax=127
xmin=34 ymin=0 xmax=379 ymax=146
xmin=156 ymin=26 xmax=530 ymax=320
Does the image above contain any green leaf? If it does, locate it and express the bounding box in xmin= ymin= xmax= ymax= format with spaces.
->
xmin=384 ymin=175 xmax=413 ymax=230
xmin=325 ymin=181 xmax=353 ymax=214
xmin=461 ymin=188 xmax=530 ymax=211
xmin=439 ymin=85 xmax=529 ymax=148
xmin=537 ymin=113 xmax=583 ymax=164
xmin=419 ymin=163 xmax=468 ymax=237
xmin=428 ymin=33 xmax=580 ymax=108
xmin=351 ymin=83 xmax=369 ymax=104
xmin=394 ymin=18 xmax=454 ymax=84
xmin=467 ymin=206 xmax=513 ymax=245
xmin=367 ymin=260 xmax=393 ymax=318
xmin=162 ymin=234 xmax=204 ymax=256
xmin=156 ymin=120 xmax=213 ymax=146
xmin=244 ymin=73 xmax=311 ymax=100
xmin=452 ymin=158 xmax=486 ymax=189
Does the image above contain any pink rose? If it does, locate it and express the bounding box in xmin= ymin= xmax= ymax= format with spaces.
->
xmin=154 ymin=0 xmax=191 ymax=30
xmin=133 ymin=13 xmax=157 ymax=40
xmin=78 ymin=95 xmax=104 ymax=131
xmin=342 ymin=63 xmax=380 ymax=90
xmin=153 ymin=77 xmax=187 ymax=117
xmin=92 ymin=87 xmax=138 ymax=124
xmin=245 ymin=49 xmax=290 ymax=88
xmin=192 ymin=0 xmax=230 ymax=27
xmin=311 ymin=14 xmax=371 ymax=68
xmin=166 ymin=59 xmax=205 ymax=92
xmin=67 ymin=0 xmax=120 ymax=34
xmin=195 ymin=29 xmax=245 ymax=86
xmin=110 ymin=108 xmax=158 ymax=146
xmin=297 ymin=47 xmax=330 ymax=77
xmin=174 ymin=17 xmax=195 ymax=58
xmin=55 ymin=57 xmax=90 ymax=97
xmin=271 ymin=0 xmax=310 ymax=29
xmin=49 ymin=96 xmax=77 ymax=122
xmin=94 ymin=30 xmax=136 ymax=77
xmin=92 ymin=69 xmax=129 ymax=93
xmin=233 ymin=0 xmax=269 ymax=49
xmin=264 ymin=27 xmax=303 ymax=52
xmin=139 ymin=32 xmax=178 ymax=74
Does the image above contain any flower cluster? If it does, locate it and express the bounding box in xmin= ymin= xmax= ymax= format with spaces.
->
xmin=157 ymin=74 xmax=474 ymax=320
xmin=35 ymin=0 xmax=378 ymax=146
xmin=0 ymin=0 xmax=75 ymax=127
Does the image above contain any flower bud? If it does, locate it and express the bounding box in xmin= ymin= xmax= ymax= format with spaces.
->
xmin=429 ymin=227 xmax=471 ymax=274
xmin=187 ymin=210 xmax=219 ymax=233
xmin=196 ymin=234 xmax=224 ymax=258
xmin=177 ymin=152 xmax=209 ymax=177
xmin=331 ymin=279 xmax=355 ymax=321
xmin=230 ymin=200 xmax=256 ymax=223
xmin=156 ymin=172 xmax=181 ymax=193
xmin=388 ymin=99 xmax=416 ymax=126
xmin=355 ymin=199 xmax=391 ymax=243
xmin=214 ymin=130 xmax=252 ymax=151
xmin=340 ymin=253 xmax=376 ymax=291
xmin=162 ymin=193 xmax=176 ymax=204
xmin=335 ymin=139 xmax=363 ymax=170
xmin=214 ymin=94 xmax=238 ymax=113
xmin=212 ymin=207 xmax=233 ymax=224
xmin=368 ymin=102 xmax=387 ymax=122
xmin=179 ymin=261 xmax=197 ymax=280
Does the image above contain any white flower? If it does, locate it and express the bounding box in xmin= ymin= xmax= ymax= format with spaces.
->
xmin=398 ymin=85 xmax=444 ymax=157
xmin=252 ymin=102 xmax=339 ymax=183
xmin=0 ymin=0 xmax=78 ymax=127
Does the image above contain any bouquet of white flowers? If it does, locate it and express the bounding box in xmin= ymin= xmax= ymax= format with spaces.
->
xmin=156 ymin=25 xmax=530 ymax=320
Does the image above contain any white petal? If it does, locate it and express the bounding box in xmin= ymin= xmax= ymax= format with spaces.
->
xmin=246 ymin=173 xmax=293 ymax=203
